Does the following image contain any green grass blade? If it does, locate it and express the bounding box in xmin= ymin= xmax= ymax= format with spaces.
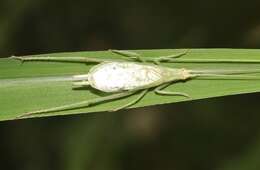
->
xmin=1 ymin=49 xmax=260 ymax=121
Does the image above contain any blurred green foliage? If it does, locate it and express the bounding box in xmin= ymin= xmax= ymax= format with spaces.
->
xmin=1 ymin=0 xmax=260 ymax=170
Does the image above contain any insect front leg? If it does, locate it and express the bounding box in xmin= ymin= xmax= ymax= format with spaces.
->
xmin=112 ymin=89 xmax=149 ymax=111
xmin=154 ymin=83 xmax=190 ymax=98
xmin=110 ymin=49 xmax=146 ymax=62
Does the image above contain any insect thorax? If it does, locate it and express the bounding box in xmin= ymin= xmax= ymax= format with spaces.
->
xmin=88 ymin=62 xmax=173 ymax=92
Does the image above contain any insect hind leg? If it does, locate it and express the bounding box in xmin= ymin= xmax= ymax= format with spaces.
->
xmin=16 ymin=90 xmax=139 ymax=119
xmin=10 ymin=56 xmax=107 ymax=63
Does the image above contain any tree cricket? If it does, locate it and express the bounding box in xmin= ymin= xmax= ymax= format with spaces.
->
xmin=11 ymin=50 xmax=260 ymax=118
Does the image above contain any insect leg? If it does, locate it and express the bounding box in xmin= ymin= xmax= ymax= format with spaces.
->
xmin=112 ymin=89 xmax=149 ymax=111
xmin=109 ymin=49 xmax=146 ymax=62
xmin=155 ymin=83 xmax=190 ymax=98
xmin=153 ymin=50 xmax=189 ymax=65
xmin=16 ymin=90 xmax=139 ymax=119
xmin=11 ymin=56 xmax=109 ymax=63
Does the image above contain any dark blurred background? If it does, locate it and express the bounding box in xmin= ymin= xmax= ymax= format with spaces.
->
xmin=1 ymin=0 xmax=260 ymax=170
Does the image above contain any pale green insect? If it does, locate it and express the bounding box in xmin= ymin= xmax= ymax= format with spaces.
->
xmin=11 ymin=50 xmax=260 ymax=118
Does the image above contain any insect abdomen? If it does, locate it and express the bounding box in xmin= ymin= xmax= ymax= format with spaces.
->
xmin=88 ymin=62 xmax=164 ymax=92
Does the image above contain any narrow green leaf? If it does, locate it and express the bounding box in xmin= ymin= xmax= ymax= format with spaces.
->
xmin=1 ymin=49 xmax=260 ymax=121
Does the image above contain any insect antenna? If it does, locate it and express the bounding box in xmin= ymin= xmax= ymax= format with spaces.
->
xmin=190 ymin=68 xmax=260 ymax=75
xmin=189 ymin=68 xmax=260 ymax=80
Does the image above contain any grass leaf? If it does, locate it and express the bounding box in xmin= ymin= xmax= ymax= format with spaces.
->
xmin=1 ymin=49 xmax=260 ymax=121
